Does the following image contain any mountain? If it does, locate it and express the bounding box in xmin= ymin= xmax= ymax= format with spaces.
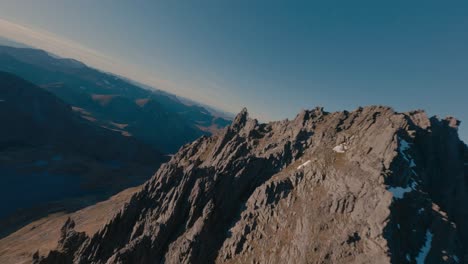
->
xmin=0 ymin=36 xmax=33 ymax=49
xmin=0 ymin=45 xmax=231 ymax=153
xmin=0 ymin=72 xmax=166 ymax=237
xmin=24 ymin=106 xmax=467 ymax=263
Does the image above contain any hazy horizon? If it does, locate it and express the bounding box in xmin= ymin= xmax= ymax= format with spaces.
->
xmin=0 ymin=1 xmax=466 ymax=142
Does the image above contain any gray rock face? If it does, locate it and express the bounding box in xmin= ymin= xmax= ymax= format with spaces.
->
xmin=35 ymin=106 xmax=467 ymax=264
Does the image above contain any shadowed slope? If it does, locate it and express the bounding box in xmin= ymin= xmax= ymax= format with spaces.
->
xmin=0 ymin=72 xmax=166 ymax=237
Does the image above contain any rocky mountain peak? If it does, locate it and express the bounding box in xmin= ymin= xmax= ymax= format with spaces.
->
xmin=445 ymin=116 xmax=461 ymax=129
xmin=34 ymin=106 xmax=468 ymax=264
xmin=294 ymin=106 xmax=326 ymax=125
xmin=231 ymin=107 xmax=249 ymax=130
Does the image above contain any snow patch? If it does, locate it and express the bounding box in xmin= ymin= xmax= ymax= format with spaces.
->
xmin=388 ymin=186 xmax=412 ymax=199
xmin=333 ymin=143 xmax=348 ymax=153
xmin=400 ymin=138 xmax=411 ymax=152
xmin=399 ymin=138 xmax=417 ymax=168
xmin=297 ymin=160 xmax=311 ymax=170
xmin=388 ymin=180 xmax=417 ymax=199
xmin=415 ymin=230 xmax=433 ymax=264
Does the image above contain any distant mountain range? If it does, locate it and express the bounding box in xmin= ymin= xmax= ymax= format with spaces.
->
xmin=0 ymin=36 xmax=33 ymax=49
xmin=0 ymin=42 xmax=232 ymax=241
xmin=0 ymin=44 xmax=232 ymax=153
xmin=0 ymin=71 xmax=166 ymax=237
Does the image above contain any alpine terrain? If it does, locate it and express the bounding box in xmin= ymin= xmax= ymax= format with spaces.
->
xmin=27 ymin=106 xmax=467 ymax=264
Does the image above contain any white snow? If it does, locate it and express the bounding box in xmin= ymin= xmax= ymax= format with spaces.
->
xmin=388 ymin=180 xmax=417 ymax=200
xmin=388 ymin=186 xmax=412 ymax=199
xmin=333 ymin=143 xmax=348 ymax=153
xmin=399 ymin=138 xmax=417 ymax=168
xmin=297 ymin=160 xmax=311 ymax=170
xmin=415 ymin=230 xmax=433 ymax=264
xmin=400 ymin=138 xmax=411 ymax=153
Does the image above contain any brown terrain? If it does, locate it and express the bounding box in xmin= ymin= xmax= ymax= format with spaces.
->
xmin=90 ymin=94 xmax=118 ymax=107
xmin=0 ymin=187 xmax=141 ymax=264
xmin=21 ymin=106 xmax=466 ymax=264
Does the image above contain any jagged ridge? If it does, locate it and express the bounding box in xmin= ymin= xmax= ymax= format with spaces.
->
xmin=36 ymin=106 xmax=468 ymax=264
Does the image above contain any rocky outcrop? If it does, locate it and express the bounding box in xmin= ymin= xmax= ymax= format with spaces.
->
xmin=34 ymin=219 xmax=87 ymax=264
xmin=35 ymin=106 xmax=467 ymax=264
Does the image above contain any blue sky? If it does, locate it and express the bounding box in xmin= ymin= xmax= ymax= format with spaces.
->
xmin=0 ymin=1 xmax=467 ymax=141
